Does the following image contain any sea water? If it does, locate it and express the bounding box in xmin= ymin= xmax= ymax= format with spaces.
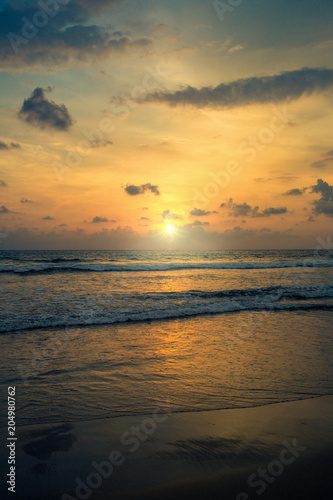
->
xmin=0 ymin=250 xmax=332 ymax=426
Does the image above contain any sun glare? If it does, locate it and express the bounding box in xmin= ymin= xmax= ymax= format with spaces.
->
xmin=165 ymin=224 xmax=174 ymax=234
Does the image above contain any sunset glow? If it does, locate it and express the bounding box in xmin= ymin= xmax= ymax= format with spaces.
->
xmin=165 ymin=224 xmax=175 ymax=234
xmin=0 ymin=1 xmax=332 ymax=249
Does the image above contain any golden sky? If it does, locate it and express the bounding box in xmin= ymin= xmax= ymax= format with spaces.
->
xmin=0 ymin=0 xmax=333 ymax=249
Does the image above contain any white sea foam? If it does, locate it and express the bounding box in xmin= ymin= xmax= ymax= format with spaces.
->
xmin=0 ymin=260 xmax=333 ymax=275
xmin=1 ymin=284 xmax=332 ymax=333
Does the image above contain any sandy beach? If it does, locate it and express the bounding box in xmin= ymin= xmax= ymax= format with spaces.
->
xmin=1 ymin=395 xmax=332 ymax=500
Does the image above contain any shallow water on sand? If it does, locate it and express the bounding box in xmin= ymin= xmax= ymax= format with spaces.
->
xmin=1 ymin=309 xmax=332 ymax=426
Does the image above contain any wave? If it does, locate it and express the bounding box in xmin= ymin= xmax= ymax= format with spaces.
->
xmin=195 ymin=284 xmax=333 ymax=300
xmin=1 ymin=260 xmax=333 ymax=275
xmin=16 ymin=258 xmax=86 ymax=264
xmin=1 ymin=284 xmax=332 ymax=334
xmin=1 ymin=302 xmax=332 ymax=334
xmin=38 ymin=257 xmax=83 ymax=263
xmin=119 ymin=284 xmax=333 ymax=302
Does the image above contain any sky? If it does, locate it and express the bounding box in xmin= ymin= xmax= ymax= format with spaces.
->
xmin=0 ymin=0 xmax=333 ymax=250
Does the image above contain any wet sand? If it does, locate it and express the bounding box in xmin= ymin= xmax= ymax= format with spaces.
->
xmin=1 ymin=395 xmax=332 ymax=499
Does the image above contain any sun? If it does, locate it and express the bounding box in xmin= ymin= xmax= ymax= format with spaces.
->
xmin=165 ymin=224 xmax=174 ymax=234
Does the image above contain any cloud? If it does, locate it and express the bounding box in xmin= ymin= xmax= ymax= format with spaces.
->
xmin=0 ymin=141 xmax=10 ymax=151
xmin=222 ymin=226 xmax=257 ymax=237
xmin=228 ymin=44 xmax=244 ymax=53
xmin=0 ymin=2 xmax=152 ymax=70
xmin=0 ymin=225 xmax=144 ymax=250
xmin=162 ymin=209 xmax=182 ymax=221
xmin=311 ymin=178 xmax=333 ymax=216
xmin=18 ymin=87 xmax=73 ymax=131
xmin=90 ymin=139 xmax=113 ymax=148
xmin=124 ymin=183 xmax=160 ymax=196
xmin=189 ymin=220 xmax=209 ymax=226
xmin=220 ymin=200 xmax=254 ymax=217
xmin=0 ymin=223 xmax=308 ymax=251
xmin=0 ymin=180 xmax=7 ymax=187
xmin=141 ymin=68 xmax=333 ymax=109
xmin=189 ymin=209 xmax=211 ymax=216
xmin=311 ymin=178 xmax=333 ymax=199
xmin=262 ymin=207 xmax=288 ymax=216
xmin=220 ymin=199 xmax=288 ymax=217
xmin=20 ymin=197 xmax=33 ymax=203
xmin=42 ymin=216 xmax=55 ymax=220
xmin=283 ymin=188 xmax=306 ymax=196
xmin=91 ymin=216 xmax=116 ymax=223
xmin=75 ymin=1 xmax=126 ymax=12
xmin=0 ymin=206 xmax=10 ymax=213
xmin=311 ymin=152 xmax=333 ymax=169
xmin=0 ymin=140 xmax=21 ymax=150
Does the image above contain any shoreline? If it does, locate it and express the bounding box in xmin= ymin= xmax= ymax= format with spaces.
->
xmin=2 ymin=300 xmax=333 ymax=336
xmin=1 ymin=395 xmax=332 ymax=499
xmin=1 ymin=392 xmax=332 ymax=430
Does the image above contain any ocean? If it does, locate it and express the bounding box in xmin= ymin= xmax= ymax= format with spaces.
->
xmin=1 ymin=249 xmax=333 ymax=427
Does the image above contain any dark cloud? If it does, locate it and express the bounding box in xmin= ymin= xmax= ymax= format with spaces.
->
xmin=0 ymin=205 xmax=10 ymax=213
xmin=141 ymin=68 xmax=333 ymax=109
xmin=0 ymin=140 xmax=21 ymax=150
xmin=42 ymin=216 xmax=55 ymax=220
xmin=91 ymin=216 xmax=115 ymax=223
xmin=311 ymin=178 xmax=333 ymax=199
xmin=162 ymin=209 xmax=182 ymax=221
xmin=140 ymin=217 xmax=150 ymax=221
xmin=311 ymin=156 xmax=333 ymax=169
xmin=311 ymin=178 xmax=333 ymax=216
xmin=5 ymin=1 xmax=125 ymax=13
xmin=311 ymin=149 xmax=333 ymax=169
xmin=18 ymin=87 xmax=73 ymax=131
xmin=220 ymin=200 xmax=254 ymax=217
xmin=0 ymin=1 xmax=152 ymax=70
xmin=58 ymin=24 xmax=151 ymax=52
xmin=190 ymin=220 xmax=209 ymax=226
xmin=77 ymin=1 xmax=125 ymax=10
xmin=20 ymin=197 xmax=33 ymax=203
xmin=220 ymin=199 xmax=288 ymax=217
xmin=283 ymin=188 xmax=306 ymax=196
xmin=0 ymin=180 xmax=8 ymax=187
xmin=124 ymin=183 xmax=160 ymax=196
xmin=262 ymin=207 xmax=288 ymax=216
xmin=189 ymin=209 xmax=211 ymax=216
